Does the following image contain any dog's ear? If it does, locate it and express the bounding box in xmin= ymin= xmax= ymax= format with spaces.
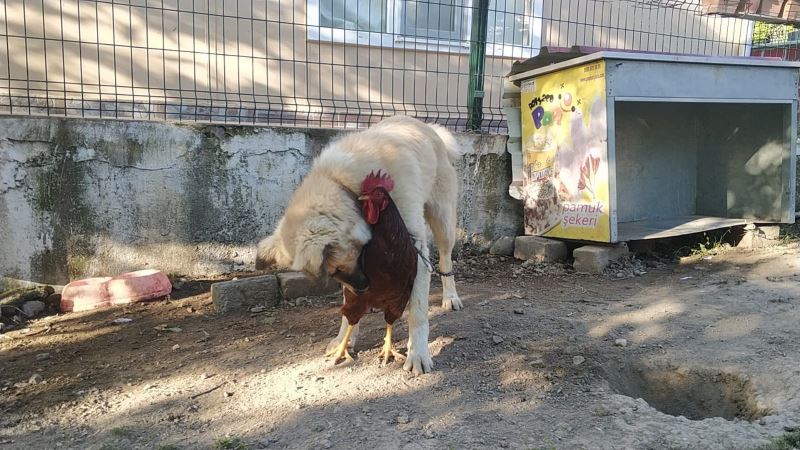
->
xmin=290 ymin=239 xmax=328 ymax=278
xmin=255 ymin=233 xmax=288 ymax=270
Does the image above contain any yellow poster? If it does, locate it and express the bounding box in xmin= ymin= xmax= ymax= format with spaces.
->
xmin=519 ymin=60 xmax=610 ymax=242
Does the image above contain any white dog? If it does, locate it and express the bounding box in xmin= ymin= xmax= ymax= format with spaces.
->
xmin=255 ymin=116 xmax=463 ymax=375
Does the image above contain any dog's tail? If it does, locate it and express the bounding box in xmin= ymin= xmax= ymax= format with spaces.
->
xmin=428 ymin=123 xmax=459 ymax=164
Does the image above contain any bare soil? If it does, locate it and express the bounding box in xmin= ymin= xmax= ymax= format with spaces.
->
xmin=2 ymin=244 xmax=800 ymax=450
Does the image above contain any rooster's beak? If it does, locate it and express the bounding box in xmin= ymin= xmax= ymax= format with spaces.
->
xmin=357 ymin=195 xmax=368 ymax=201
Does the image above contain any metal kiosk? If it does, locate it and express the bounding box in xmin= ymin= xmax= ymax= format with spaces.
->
xmin=503 ymin=50 xmax=799 ymax=243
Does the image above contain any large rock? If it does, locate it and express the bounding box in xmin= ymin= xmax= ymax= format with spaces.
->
xmin=277 ymin=272 xmax=340 ymax=299
xmin=573 ymin=244 xmax=630 ymax=274
xmin=212 ymin=275 xmax=280 ymax=313
xmin=489 ymin=236 xmax=515 ymax=256
xmin=514 ymin=236 xmax=567 ymax=262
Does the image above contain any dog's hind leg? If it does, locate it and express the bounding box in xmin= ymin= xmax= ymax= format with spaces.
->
xmin=425 ymin=200 xmax=463 ymax=312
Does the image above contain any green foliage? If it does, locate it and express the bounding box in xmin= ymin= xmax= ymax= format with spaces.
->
xmin=753 ymin=430 xmax=800 ymax=450
xmin=753 ymin=22 xmax=793 ymax=44
xmin=213 ymin=437 xmax=251 ymax=450
xmin=690 ymin=231 xmax=729 ymax=257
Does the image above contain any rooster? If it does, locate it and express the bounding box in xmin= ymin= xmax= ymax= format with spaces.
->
xmin=325 ymin=170 xmax=418 ymax=367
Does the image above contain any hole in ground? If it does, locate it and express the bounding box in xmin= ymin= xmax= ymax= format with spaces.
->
xmin=604 ymin=363 xmax=770 ymax=421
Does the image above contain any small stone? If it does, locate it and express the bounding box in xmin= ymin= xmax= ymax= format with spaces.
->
xmin=573 ymin=355 xmax=585 ymax=366
xmin=396 ymin=414 xmax=410 ymax=424
xmin=593 ymin=405 xmax=611 ymax=417
xmin=29 ymin=373 xmax=43 ymax=385
xmin=320 ymin=439 xmax=333 ymax=449
xmin=614 ymin=339 xmax=628 ymax=347
xmin=615 ymin=272 xmax=625 ymax=279
xmin=224 ymin=391 xmax=234 ymax=397
xmin=22 ymin=301 xmax=46 ymax=317
xmin=44 ymin=294 xmax=61 ymax=312
xmin=513 ymin=309 xmax=524 ymax=315
xmin=423 ymin=430 xmax=436 ymax=439
xmin=172 ymin=344 xmax=181 ymax=351
xmin=35 ymin=353 xmax=51 ymax=361
xmin=187 ymin=306 xmax=195 ymax=313
xmin=250 ymin=305 xmax=267 ymax=313
xmin=492 ymin=335 xmax=504 ymax=344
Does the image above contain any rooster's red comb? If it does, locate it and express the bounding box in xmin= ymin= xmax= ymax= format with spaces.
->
xmin=361 ymin=169 xmax=394 ymax=194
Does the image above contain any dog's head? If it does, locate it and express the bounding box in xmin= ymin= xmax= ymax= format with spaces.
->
xmin=255 ymin=177 xmax=372 ymax=294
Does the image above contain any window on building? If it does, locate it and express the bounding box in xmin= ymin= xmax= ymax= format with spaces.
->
xmin=311 ymin=0 xmax=542 ymax=58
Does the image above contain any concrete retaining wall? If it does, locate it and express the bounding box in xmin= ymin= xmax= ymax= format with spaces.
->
xmin=0 ymin=117 xmax=520 ymax=284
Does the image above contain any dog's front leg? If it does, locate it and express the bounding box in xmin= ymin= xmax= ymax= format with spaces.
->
xmin=404 ymin=251 xmax=433 ymax=376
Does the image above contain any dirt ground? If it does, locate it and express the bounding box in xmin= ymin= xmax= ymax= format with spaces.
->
xmin=2 ymin=243 xmax=800 ymax=450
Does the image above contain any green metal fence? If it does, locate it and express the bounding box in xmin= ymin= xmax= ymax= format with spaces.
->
xmin=0 ymin=0 xmax=761 ymax=132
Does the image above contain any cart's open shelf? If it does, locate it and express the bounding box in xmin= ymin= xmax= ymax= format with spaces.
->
xmin=613 ymin=101 xmax=790 ymax=242
xmin=507 ymin=51 xmax=798 ymax=243
xmin=617 ymin=216 xmax=749 ymax=241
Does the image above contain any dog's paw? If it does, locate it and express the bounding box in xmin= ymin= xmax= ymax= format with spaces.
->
xmin=442 ymin=295 xmax=463 ymax=311
xmin=403 ymin=348 xmax=433 ymax=376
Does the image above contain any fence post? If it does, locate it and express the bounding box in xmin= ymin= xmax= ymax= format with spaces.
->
xmin=467 ymin=0 xmax=490 ymax=131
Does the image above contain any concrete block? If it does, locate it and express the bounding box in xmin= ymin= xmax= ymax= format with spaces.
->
xmin=573 ymin=244 xmax=630 ymax=274
xmin=489 ymin=236 xmax=515 ymax=256
xmin=514 ymin=236 xmax=567 ymax=262
xmin=737 ymin=225 xmax=782 ymax=249
xmin=212 ymin=274 xmax=280 ymax=313
xmin=758 ymin=225 xmax=781 ymax=240
xmin=277 ymin=272 xmax=340 ymax=299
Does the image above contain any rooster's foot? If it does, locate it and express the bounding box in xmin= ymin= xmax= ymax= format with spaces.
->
xmin=325 ymin=324 xmax=355 ymax=365
xmin=378 ymin=323 xmax=405 ymax=367
xmin=378 ymin=344 xmax=405 ymax=367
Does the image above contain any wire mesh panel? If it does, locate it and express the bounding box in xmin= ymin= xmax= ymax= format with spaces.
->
xmin=0 ymin=0 xmax=760 ymax=132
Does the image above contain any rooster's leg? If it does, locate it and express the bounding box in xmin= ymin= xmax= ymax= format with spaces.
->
xmin=325 ymin=325 xmax=353 ymax=365
xmin=325 ymin=324 xmax=354 ymax=364
xmin=378 ymin=323 xmax=405 ymax=367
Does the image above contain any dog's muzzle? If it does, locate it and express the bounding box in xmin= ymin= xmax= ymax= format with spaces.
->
xmin=331 ymin=245 xmax=370 ymax=294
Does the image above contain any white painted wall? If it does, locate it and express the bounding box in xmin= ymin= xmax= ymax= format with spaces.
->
xmin=0 ymin=118 xmax=518 ymax=283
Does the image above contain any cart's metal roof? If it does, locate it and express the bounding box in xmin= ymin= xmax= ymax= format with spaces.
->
xmin=508 ymin=51 xmax=800 ymax=82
